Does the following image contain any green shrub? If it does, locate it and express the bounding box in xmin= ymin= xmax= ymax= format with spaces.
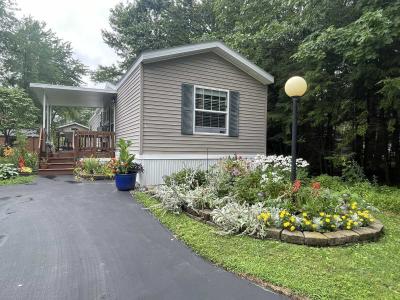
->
xmin=164 ymin=168 xmax=207 ymax=189
xmin=313 ymin=174 xmax=345 ymax=190
xmin=81 ymin=157 xmax=102 ymax=174
xmin=341 ymin=159 xmax=367 ymax=183
xmin=232 ymin=168 xmax=263 ymax=204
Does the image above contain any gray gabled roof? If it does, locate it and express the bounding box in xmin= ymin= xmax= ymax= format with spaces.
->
xmin=57 ymin=122 xmax=89 ymax=130
xmin=116 ymin=41 xmax=274 ymax=89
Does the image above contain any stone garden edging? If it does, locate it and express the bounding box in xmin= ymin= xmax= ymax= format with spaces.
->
xmin=182 ymin=206 xmax=384 ymax=246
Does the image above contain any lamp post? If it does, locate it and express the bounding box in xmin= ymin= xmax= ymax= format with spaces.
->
xmin=284 ymin=76 xmax=307 ymax=183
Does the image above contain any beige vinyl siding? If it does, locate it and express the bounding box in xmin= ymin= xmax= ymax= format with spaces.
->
xmin=116 ymin=64 xmax=142 ymax=153
xmin=88 ymin=109 xmax=102 ymax=131
xmin=142 ymin=52 xmax=267 ymax=154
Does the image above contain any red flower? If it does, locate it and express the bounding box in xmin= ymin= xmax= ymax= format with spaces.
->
xmin=292 ymin=180 xmax=301 ymax=192
xmin=312 ymin=182 xmax=321 ymax=190
xmin=18 ymin=156 xmax=25 ymax=169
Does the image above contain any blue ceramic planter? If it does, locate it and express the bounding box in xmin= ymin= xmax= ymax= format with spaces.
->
xmin=115 ymin=173 xmax=137 ymax=191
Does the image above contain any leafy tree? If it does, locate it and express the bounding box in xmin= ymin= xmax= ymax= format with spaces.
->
xmin=0 ymin=87 xmax=38 ymax=144
xmin=94 ymin=0 xmax=215 ymax=82
xmin=0 ymin=0 xmax=17 ymax=78
xmin=91 ymin=65 xmax=122 ymax=84
xmin=2 ymin=17 xmax=87 ymax=89
xmin=293 ymin=2 xmax=400 ymax=182
xmin=0 ymin=10 xmax=89 ymax=133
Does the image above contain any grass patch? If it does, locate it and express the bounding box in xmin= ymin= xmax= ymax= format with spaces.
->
xmin=315 ymin=175 xmax=400 ymax=213
xmin=0 ymin=175 xmax=36 ymax=186
xmin=135 ymin=191 xmax=400 ymax=300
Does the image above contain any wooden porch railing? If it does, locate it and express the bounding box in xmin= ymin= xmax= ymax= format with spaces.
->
xmin=74 ymin=131 xmax=115 ymax=158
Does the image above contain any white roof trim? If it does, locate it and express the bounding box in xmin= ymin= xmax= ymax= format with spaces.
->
xmin=30 ymin=83 xmax=116 ymax=93
xmin=57 ymin=122 xmax=89 ymax=130
xmin=116 ymin=41 xmax=274 ymax=89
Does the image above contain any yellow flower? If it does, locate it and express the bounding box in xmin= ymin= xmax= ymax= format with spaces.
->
xmin=3 ymin=147 xmax=13 ymax=157
xmin=354 ymin=222 xmax=359 ymax=226
xmin=346 ymin=225 xmax=351 ymax=230
xmin=290 ymin=216 xmax=296 ymax=223
xmin=312 ymin=224 xmax=317 ymax=229
xmin=283 ymin=222 xmax=290 ymax=228
xmin=351 ymin=202 xmax=357 ymax=210
xmin=325 ymin=218 xmax=331 ymax=223
xmin=257 ymin=215 xmax=262 ymax=220
xmin=305 ymin=220 xmax=311 ymax=226
xmin=302 ymin=212 xmax=308 ymax=217
xmin=370 ymin=218 xmax=375 ymax=222
xmin=331 ymin=225 xmax=336 ymax=228
xmin=341 ymin=215 xmax=347 ymax=220
xmin=319 ymin=212 xmax=325 ymax=217
xmin=290 ymin=226 xmax=296 ymax=232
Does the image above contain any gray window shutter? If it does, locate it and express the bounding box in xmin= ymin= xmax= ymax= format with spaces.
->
xmin=229 ymin=90 xmax=240 ymax=137
xmin=181 ymin=83 xmax=194 ymax=135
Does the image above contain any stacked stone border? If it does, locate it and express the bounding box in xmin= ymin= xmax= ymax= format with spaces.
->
xmin=182 ymin=206 xmax=384 ymax=246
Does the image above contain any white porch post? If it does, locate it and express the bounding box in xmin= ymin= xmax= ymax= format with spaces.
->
xmin=42 ymin=92 xmax=46 ymax=129
xmin=46 ymin=104 xmax=50 ymax=139
xmin=113 ymin=98 xmax=116 ymax=132
xmin=49 ymin=105 xmax=52 ymax=137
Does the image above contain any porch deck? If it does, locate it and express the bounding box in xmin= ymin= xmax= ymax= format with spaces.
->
xmin=38 ymin=129 xmax=115 ymax=175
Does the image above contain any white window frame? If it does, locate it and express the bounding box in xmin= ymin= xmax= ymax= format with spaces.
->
xmin=193 ymin=85 xmax=230 ymax=136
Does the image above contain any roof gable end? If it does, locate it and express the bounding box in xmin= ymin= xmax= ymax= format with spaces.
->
xmin=116 ymin=41 xmax=274 ymax=89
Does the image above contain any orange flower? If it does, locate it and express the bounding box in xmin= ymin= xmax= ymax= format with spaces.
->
xmin=292 ymin=180 xmax=301 ymax=192
xmin=312 ymin=182 xmax=321 ymax=190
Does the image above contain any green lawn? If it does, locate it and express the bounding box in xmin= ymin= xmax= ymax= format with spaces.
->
xmin=0 ymin=175 xmax=36 ymax=186
xmin=134 ymin=191 xmax=400 ymax=300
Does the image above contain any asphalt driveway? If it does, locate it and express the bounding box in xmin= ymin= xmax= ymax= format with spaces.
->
xmin=0 ymin=176 xmax=286 ymax=300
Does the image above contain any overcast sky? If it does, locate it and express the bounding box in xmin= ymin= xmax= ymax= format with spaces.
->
xmin=15 ymin=0 xmax=121 ymax=86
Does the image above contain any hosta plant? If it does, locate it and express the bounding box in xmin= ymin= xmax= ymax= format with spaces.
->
xmin=0 ymin=163 xmax=19 ymax=179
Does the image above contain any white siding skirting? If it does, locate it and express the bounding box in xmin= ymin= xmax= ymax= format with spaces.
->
xmin=136 ymin=158 xmax=220 ymax=186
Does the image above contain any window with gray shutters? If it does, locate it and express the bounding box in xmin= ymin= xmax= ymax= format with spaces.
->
xmin=181 ymin=83 xmax=239 ymax=137
xmin=194 ymin=86 xmax=229 ymax=135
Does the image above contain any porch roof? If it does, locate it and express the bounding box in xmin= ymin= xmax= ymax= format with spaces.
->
xmin=30 ymin=83 xmax=117 ymax=108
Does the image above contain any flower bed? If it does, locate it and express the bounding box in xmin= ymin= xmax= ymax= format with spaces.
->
xmin=150 ymin=155 xmax=383 ymax=246
xmin=73 ymin=157 xmax=114 ymax=181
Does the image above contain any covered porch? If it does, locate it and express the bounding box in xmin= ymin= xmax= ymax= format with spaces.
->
xmin=30 ymin=83 xmax=117 ymax=160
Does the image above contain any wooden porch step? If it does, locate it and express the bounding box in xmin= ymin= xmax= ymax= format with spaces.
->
xmin=47 ymin=157 xmax=75 ymax=163
xmin=41 ymin=162 xmax=75 ymax=169
xmin=38 ymin=168 xmax=74 ymax=175
xmin=49 ymin=152 xmax=75 ymax=158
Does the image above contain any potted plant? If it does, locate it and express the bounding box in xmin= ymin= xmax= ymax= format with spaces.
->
xmin=111 ymin=139 xmax=144 ymax=191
